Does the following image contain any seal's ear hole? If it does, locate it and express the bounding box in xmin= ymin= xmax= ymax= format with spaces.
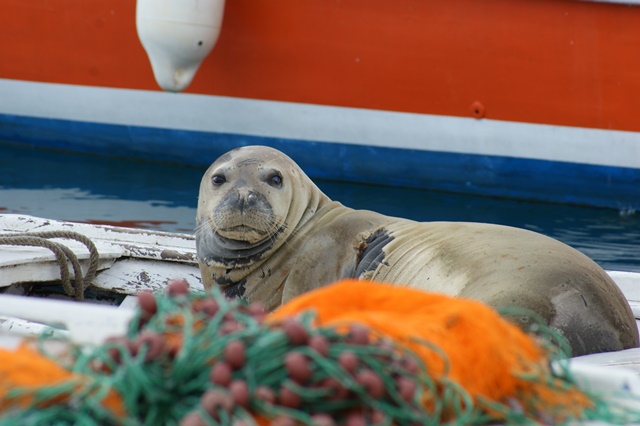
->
xmin=211 ymin=174 xmax=226 ymax=186
xmin=265 ymin=171 xmax=283 ymax=188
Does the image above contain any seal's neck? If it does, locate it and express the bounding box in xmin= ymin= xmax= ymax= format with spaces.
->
xmin=241 ymin=200 xmax=345 ymax=310
xmin=294 ymin=185 xmax=332 ymax=231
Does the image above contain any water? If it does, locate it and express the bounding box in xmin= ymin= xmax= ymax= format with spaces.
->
xmin=2 ymin=142 xmax=639 ymax=272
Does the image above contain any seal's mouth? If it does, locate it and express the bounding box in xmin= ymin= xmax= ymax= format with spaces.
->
xmin=220 ymin=225 xmax=266 ymax=235
xmin=215 ymin=224 xmax=272 ymax=245
xmin=197 ymin=223 xmax=287 ymax=267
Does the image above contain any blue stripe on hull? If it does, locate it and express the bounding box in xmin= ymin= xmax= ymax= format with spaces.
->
xmin=1 ymin=113 xmax=638 ymax=210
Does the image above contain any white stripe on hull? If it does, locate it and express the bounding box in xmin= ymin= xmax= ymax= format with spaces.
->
xmin=1 ymin=78 xmax=639 ymax=169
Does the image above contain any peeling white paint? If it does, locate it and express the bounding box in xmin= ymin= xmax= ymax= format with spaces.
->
xmin=0 ymin=214 xmax=200 ymax=290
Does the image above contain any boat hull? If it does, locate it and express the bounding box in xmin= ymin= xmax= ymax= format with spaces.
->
xmin=1 ymin=0 xmax=639 ymax=209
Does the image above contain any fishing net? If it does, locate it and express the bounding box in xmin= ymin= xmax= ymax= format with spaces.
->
xmin=0 ymin=279 xmax=638 ymax=425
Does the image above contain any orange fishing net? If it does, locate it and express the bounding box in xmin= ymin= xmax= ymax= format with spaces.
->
xmin=270 ymin=279 xmax=593 ymax=419
xmin=0 ymin=343 xmax=124 ymax=416
xmin=0 ymin=343 xmax=76 ymax=409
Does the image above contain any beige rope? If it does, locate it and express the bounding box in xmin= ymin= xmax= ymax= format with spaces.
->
xmin=0 ymin=231 xmax=100 ymax=301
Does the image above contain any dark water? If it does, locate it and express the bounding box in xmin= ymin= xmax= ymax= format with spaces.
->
xmin=1 ymin=142 xmax=639 ymax=272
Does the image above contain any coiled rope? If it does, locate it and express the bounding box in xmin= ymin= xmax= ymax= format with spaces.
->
xmin=0 ymin=231 xmax=100 ymax=300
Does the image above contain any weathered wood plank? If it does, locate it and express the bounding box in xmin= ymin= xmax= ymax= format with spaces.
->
xmin=0 ymin=214 xmax=197 ymax=263
xmin=0 ymin=240 xmax=123 ymax=267
xmin=0 ymin=214 xmax=199 ymax=288
xmin=0 ymin=315 xmax=68 ymax=340
xmin=0 ymin=239 xmax=121 ymax=287
xmin=92 ymin=258 xmax=203 ymax=294
xmin=0 ymin=257 xmax=117 ymax=288
xmin=0 ymin=294 xmax=134 ymax=345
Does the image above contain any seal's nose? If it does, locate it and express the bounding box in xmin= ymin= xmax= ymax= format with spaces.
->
xmin=237 ymin=189 xmax=258 ymax=211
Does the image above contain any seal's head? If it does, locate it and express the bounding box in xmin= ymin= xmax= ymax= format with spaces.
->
xmin=196 ymin=146 xmax=327 ymax=274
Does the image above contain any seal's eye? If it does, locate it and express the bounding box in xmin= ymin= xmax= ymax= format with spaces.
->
xmin=211 ymin=174 xmax=226 ymax=186
xmin=267 ymin=172 xmax=283 ymax=188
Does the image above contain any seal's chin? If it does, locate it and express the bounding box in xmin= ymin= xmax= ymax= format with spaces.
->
xmin=217 ymin=225 xmax=269 ymax=245
xmin=196 ymin=216 xmax=285 ymax=267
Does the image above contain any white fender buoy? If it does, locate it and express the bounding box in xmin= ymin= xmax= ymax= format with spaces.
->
xmin=136 ymin=0 xmax=225 ymax=92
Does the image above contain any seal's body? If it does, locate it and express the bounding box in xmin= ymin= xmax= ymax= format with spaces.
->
xmin=196 ymin=146 xmax=639 ymax=356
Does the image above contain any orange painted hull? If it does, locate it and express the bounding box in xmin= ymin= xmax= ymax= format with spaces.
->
xmin=2 ymin=0 xmax=640 ymax=132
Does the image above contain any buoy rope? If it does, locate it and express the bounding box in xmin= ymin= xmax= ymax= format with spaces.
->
xmin=0 ymin=231 xmax=100 ymax=300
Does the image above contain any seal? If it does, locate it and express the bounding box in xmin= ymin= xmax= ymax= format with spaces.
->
xmin=196 ymin=145 xmax=639 ymax=356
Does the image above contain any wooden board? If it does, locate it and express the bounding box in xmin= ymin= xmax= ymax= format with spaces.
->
xmin=0 ymin=214 xmax=200 ymax=290
xmin=92 ymin=258 xmax=203 ymax=294
xmin=0 ymin=241 xmax=121 ymax=287
xmin=0 ymin=214 xmax=197 ymax=263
